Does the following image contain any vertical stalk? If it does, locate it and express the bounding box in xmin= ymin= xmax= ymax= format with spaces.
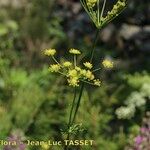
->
xmin=70 ymin=28 xmax=100 ymax=127
xmin=71 ymin=83 xmax=84 ymax=124
xmin=97 ymin=0 xmax=100 ymax=26
xmin=64 ymin=14 xmax=100 ymax=150
xmin=68 ymin=88 xmax=77 ymax=129
xmin=100 ymin=0 xmax=107 ymax=20
xmin=90 ymin=29 xmax=100 ymax=63
xmin=64 ymin=88 xmax=77 ymax=150
xmin=74 ymin=55 xmax=77 ymax=67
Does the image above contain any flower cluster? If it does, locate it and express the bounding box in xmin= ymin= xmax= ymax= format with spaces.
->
xmin=115 ymin=92 xmax=146 ymax=119
xmin=115 ymin=105 xmax=135 ymax=119
xmin=44 ymin=48 xmax=114 ymax=87
xmin=116 ymin=82 xmax=149 ymax=119
xmin=102 ymin=59 xmax=113 ymax=69
xmin=80 ymin=0 xmax=127 ymax=29
xmin=44 ymin=49 xmax=56 ymax=56
xmin=105 ymin=0 xmax=126 ymax=22
xmin=86 ymin=0 xmax=97 ymax=8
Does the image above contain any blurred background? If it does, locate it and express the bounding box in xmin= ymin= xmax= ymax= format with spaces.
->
xmin=0 ymin=0 xmax=150 ymax=150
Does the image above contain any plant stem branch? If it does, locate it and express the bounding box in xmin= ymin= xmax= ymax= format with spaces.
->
xmin=68 ymin=88 xmax=77 ymax=129
xmin=71 ymin=82 xmax=84 ymax=124
xmin=90 ymin=29 xmax=100 ymax=63
xmin=100 ymin=0 xmax=107 ymax=20
xmin=64 ymin=26 xmax=100 ymax=150
xmin=92 ymin=68 xmax=101 ymax=72
xmin=64 ymin=88 xmax=77 ymax=150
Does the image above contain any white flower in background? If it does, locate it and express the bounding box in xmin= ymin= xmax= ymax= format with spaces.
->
xmin=116 ymin=105 xmax=135 ymax=119
xmin=141 ymin=83 xmax=150 ymax=99
xmin=126 ymin=92 xmax=146 ymax=107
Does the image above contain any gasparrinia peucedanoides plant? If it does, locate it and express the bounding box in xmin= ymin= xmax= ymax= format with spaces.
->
xmin=43 ymin=0 xmax=127 ymax=149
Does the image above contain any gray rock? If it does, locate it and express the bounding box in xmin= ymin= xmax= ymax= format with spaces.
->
xmin=119 ymin=24 xmax=141 ymax=40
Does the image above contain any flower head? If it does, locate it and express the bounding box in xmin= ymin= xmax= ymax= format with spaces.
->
xmin=75 ymin=67 xmax=81 ymax=71
xmin=83 ymin=62 xmax=93 ymax=69
xmin=44 ymin=49 xmax=56 ymax=56
xmin=69 ymin=48 xmax=81 ymax=55
xmin=135 ymin=136 xmax=143 ymax=145
xmin=68 ymin=69 xmax=78 ymax=77
xmin=63 ymin=61 xmax=72 ymax=68
xmin=85 ymin=70 xmax=94 ymax=80
xmin=49 ymin=64 xmax=61 ymax=72
xmin=94 ymin=79 xmax=101 ymax=86
xmin=87 ymin=0 xmax=97 ymax=8
xmin=68 ymin=77 xmax=79 ymax=87
xmin=80 ymin=69 xmax=87 ymax=76
xmin=102 ymin=59 xmax=114 ymax=69
xmin=105 ymin=0 xmax=126 ymax=22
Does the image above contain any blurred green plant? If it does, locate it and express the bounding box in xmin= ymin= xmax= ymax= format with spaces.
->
xmin=116 ymin=72 xmax=150 ymax=119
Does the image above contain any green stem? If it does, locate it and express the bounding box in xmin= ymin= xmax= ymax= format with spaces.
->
xmin=100 ymin=0 xmax=107 ymax=20
xmin=90 ymin=29 xmax=100 ymax=63
xmin=97 ymin=0 xmax=100 ymax=25
xmin=64 ymin=88 xmax=77 ymax=150
xmin=68 ymin=28 xmax=100 ymax=127
xmin=64 ymin=26 xmax=100 ymax=150
xmin=71 ymin=83 xmax=84 ymax=124
xmin=52 ymin=56 xmax=63 ymax=67
xmin=92 ymin=68 xmax=101 ymax=72
xmin=68 ymin=88 xmax=77 ymax=129
xmin=74 ymin=55 xmax=77 ymax=67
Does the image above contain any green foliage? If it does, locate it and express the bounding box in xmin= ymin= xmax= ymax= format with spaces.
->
xmin=11 ymin=83 xmax=44 ymax=130
xmin=125 ymin=72 xmax=150 ymax=89
xmin=116 ymin=73 xmax=150 ymax=119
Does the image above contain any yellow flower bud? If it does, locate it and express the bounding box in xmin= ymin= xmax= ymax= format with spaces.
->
xmin=44 ymin=49 xmax=56 ymax=56
xmin=94 ymin=79 xmax=101 ymax=86
xmin=68 ymin=77 xmax=79 ymax=87
xmin=63 ymin=61 xmax=72 ymax=67
xmin=83 ymin=62 xmax=93 ymax=69
xmin=49 ymin=64 xmax=61 ymax=72
xmin=87 ymin=0 xmax=97 ymax=8
xmin=69 ymin=48 xmax=81 ymax=55
xmin=75 ymin=67 xmax=81 ymax=71
xmin=102 ymin=59 xmax=114 ymax=69
xmin=85 ymin=70 xmax=94 ymax=80
xmin=68 ymin=69 xmax=78 ymax=77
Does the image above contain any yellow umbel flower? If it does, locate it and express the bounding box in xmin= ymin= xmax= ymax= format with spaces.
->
xmin=94 ymin=79 xmax=101 ymax=86
xmin=75 ymin=66 xmax=81 ymax=71
xmin=43 ymin=47 xmax=104 ymax=87
xmin=102 ymin=59 xmax=114 ymax=69
xmin=63 ymin=61 xmax=72 ymax=67
xmin=85 ymin=70 xmax=94 ymax=80
xmin=80 ymin=69 xmax=87 ymax=76
xmin=69 ymin=48 xmax=81 ymax=55
xmin=49 ymin=64 xmax=61 ymax=72
xmin=83 ymin=62 xmax=93 ymax=69
xmin=44 ymin=49 xmax=56 ymax=56
xmin=106 ymin=0 xmax=126 ymax=21
xmin=68 ymin=77 xmax=79 ymax=87
xmin=87 ymin=0 xmax=97 ymax=8
xmin=68 ymin=69 xmax=78 ymax=77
